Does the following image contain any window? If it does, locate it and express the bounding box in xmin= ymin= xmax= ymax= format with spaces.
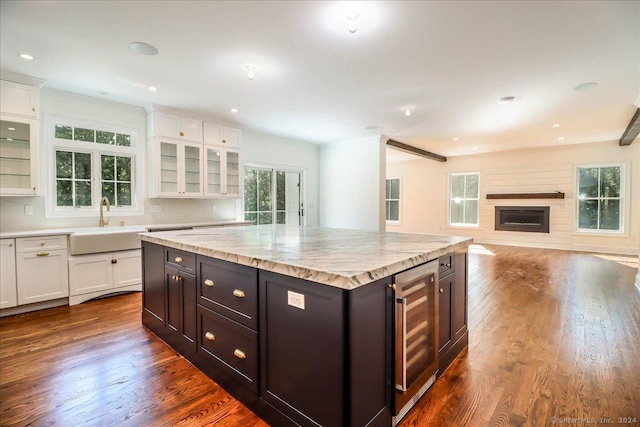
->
xmin=385 ymin=178 xmax=401 ymax=223
xmin=577 ymin=165 xmax=623 ymax=232
xmin=449 ymin=173 xmax=479 ymax=227
xmin=244 ymin=166 xmax=303 ymax=225
xmin=47 ymin=120 xmax=140 ymax=217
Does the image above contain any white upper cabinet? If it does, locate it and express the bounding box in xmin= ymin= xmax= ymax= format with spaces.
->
xmin=148 ymin=111 xmax=202 ymax=142
xmin=0 ymin=80 xmax=40 ymax=196
xmin=204 ymin=122 xmax=241 ymax=148
xmin=204 ymin=146 xmax=241 ymax=198
xmin=0 ymin=81 xmax=39 ymax=118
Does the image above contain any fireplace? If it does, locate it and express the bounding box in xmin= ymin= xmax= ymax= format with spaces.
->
xmin=495 ymin=206 xmax=550 ymax=233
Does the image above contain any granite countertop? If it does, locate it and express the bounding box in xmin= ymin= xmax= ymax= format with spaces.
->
xmin=140 ymin=225 xmax=473 ymax=290
xmin=0 ymin=220 xmax=252 ymax=239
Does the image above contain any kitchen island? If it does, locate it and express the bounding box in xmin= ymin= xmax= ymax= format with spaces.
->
xmin=139 ymin=225 xmax=472 ymax=427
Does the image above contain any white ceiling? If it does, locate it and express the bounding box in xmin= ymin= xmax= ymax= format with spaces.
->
xmin=1 ymin=1 xmax=638 ymax=157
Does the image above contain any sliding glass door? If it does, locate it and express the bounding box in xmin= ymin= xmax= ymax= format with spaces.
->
xmin=244 ymin=167 xmax=303 ymax=225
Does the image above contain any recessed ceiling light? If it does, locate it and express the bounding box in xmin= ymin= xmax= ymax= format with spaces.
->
xmin=404 ymin=108 xmax=411 ymax=117
xmin=472 ymin=147 xmax=478 ymax=150
xmin=246 ymin=65 xmax=256 ymax=80
xmin=453 ymin=137 xmax=459 ymax=141
xmin=130 ymin=42 xmax=159 ymax=56
xmin=552 ymin=123 xmax=560 ymax=128
xmin=499 ymin=96 xmax=515 ymax=104
xmin=7 ymin=127 xmax=15 ymax=131
xmin=573 ymin=82 xmax=598 ymax=91
xmin=19 ymin=53 xmax=34 ymax=60
xmin=558 ymin=137 xmax=565 ymax=141
xmin=230 ymin=108 xmax=238 ymax=113
xmin=6 ymin=138 xmax=13 ymax=141
xmin=148 ymin=86 xmax=158 ymax=92
xmin=346 ymin=11 xmax=360 ymax=33
xmin=365 ymin=125 xmax=377 ymax=130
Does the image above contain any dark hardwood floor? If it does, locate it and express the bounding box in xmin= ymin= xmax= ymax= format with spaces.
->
xmin=1 ymin=245 xmax=638 ymax=426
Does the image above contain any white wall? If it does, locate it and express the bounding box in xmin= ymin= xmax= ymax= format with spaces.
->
xmin=387 ymin=141 xmax=640 ymax=255
xmin=319 ymin=137 xmax=385 ymax=231
xmin=241 ymin=130 xmax=320 ymax=227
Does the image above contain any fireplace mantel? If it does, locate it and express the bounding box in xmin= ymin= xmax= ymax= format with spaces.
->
xmin=486 ymin=192 xmax=564 ymax=200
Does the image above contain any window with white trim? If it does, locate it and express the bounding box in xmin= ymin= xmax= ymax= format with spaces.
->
xmin=576 ymin=165 xmax=623 ymax=232
xmin=385 ymin=178 xmax=401 ymax=223
xmin=449 ymin=173 xmax=479 ymax=227
xmin=48 ymin=120 xmax=140 ymax=217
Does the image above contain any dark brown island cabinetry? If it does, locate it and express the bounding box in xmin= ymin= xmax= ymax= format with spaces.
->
xmin=437 ymin=247 xmax=469 ymax=375
xmin=141 ymin=241 xmax=468 ymax=427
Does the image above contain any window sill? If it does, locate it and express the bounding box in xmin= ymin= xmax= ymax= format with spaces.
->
xmin=46 ymin=207 xmax=144 ymax=219
xmin=572 ymin=230 xmax=628 ymax=238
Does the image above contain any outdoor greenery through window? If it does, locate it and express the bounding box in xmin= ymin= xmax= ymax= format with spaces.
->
xmin=449 ymin=173 xmax=479 ymax=226
xmin=386 ymin=178 xmax=400 ymax=223
xmin=244 ymin=167 xmax=302 ymax=225
xmin=577 ymin=165 xmax=623 ymax=232
xmin=52 ymin=123 xmax=135 ymax=210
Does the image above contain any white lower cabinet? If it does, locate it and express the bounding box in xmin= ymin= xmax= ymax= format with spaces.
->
xmin=16 ymin=235 xmax=69 ymax=305
xmin=0 ymin=239 xmax=17 ymax=309
xmin=69 ymin=249 xmax=141 ymax=305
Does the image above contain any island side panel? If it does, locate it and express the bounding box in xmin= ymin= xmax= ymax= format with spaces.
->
xmin=348 ymin=276 xmax=393 ymax=427
xmin=141 ymin=241 xmax=166 ymax=337
xmin=259 ymin=270 xmax=346 ymax=427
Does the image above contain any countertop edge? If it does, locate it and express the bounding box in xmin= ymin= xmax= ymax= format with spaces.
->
xmin=140 ymin=234 xmax=474 ymax=290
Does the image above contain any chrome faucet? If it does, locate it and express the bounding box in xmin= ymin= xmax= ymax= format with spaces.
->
xmin=99 ymin=196 xmax=110 ymax=227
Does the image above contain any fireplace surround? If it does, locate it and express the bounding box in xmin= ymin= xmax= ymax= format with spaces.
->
xmin=495 ymin=206 xmax=550 ymax=233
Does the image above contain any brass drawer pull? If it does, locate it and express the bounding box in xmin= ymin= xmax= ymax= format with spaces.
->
xmin=233 ymin=289 xmax=246 ymax=298
xmin=439 ymin=288 xmax=444 ymax=293
xmin=204 ymin=332 xmax=216 ymax=341
xmin=204 ymin=279 xmax=215 ymax=287
xmin=440 ymin=262 xmax=451 ymax=268
xmin=40 ymin=242 xmax=45 ymax=246
xmin=36 ymin=251 xmax=50 ymax=257
xmin=172 ymin=275 xmax=182 ymax=282
xmin=233 ymin=349 xmax=246 ymax=359
xmin=179 ymin=131 xmax=184 ymax=137
xmin=174 ymin=256 xmax=183 ymax=263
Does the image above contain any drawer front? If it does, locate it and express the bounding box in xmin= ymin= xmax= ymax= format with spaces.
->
xmin=198 ymin=305 xmax=258 ymax=392
xmin=198 ymin=257 xmax=258 ymax=329
xmin=16 ymin=235 xmax=68 ymax=252
xmin=165 ymin=248 xmax=195 ymax=273
xmin=438 ymin=253 xmax=454 ymax=277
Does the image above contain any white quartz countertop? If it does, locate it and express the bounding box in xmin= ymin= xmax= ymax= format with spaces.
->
xmin=0 ymin=220 xmax=252 ymax=239
xmin=140 ymin=225 xmax=473 ymax=290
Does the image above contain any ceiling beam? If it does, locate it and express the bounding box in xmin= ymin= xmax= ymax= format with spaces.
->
xmin=386 ymin=139 xmax=447 ymax=162
xmin=619 ymin=108 xmax=640 ymax=146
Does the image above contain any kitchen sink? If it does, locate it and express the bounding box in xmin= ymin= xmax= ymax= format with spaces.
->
xmin=69 ymin=226 xmax=147 ymax=255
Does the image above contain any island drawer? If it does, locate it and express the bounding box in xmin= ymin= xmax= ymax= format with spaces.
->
xmin=198 ymin=256 xmax=258 ymax=330
xmin=438 ymin=253 xmax=455 ymax=278
xmin=165 ymin=248 xmax=195 ymax=273
xmin=197 ymin=304 xmax=258 ymax=393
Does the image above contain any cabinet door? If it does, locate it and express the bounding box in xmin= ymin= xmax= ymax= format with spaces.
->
xmin=0 ymin=239 xmax=17 ymax=309
xmin=158 ymin=141 xmax=179 ymax=196
xmin=166 ymin=266 xmax=197 ymax=355
xmin=17 ymin=249 xmax=69 ymax=304
xmin=182 ymin=142 xmax=202 ymax=197
xmin=203 ymin=122 xmax=222 ymax=146
xmin=224 ymin=150 xmax=241 ymax=197
xmin=154 ymin=113 xmax=202 ymax=142
xmin=112 ymin=250 xmax=142 ymax=288
xmin=0 ymin=115 xmax=38 ymax=196
xmin=69 ymin=254 xmax=113 ymax=296
xmin=451 ymin=250 xmax=468 ymax=341
xmin=0 ymin=81 xmax=39 ymax=118
xmin=204 ymin=146 xmax=223 ymax=197
xmin=221 ymin=127 xmax=240 ymax=148
xmin=438 ymin=275 xmax=453 ymax=352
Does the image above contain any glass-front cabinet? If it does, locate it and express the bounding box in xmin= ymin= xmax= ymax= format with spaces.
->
xmin=155 ymin=140 xmax=202 ymax=197
xmin=0 ymin=115 xmax=38 ymax=196
xmin=204 ymin=147 xmax=240 ymax=197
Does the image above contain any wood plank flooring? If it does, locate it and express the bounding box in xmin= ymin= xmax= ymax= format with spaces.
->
xmin=1 ymin=244 xmax=639 ymax=426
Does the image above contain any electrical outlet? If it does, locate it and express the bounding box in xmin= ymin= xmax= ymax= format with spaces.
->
xmin=287 ymin=290 xmax=305 ymax=310
xmin=24 ymin=205 xmax=33 ymax=215
xmin=150 ymin=204 xmax=161 ymax=213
